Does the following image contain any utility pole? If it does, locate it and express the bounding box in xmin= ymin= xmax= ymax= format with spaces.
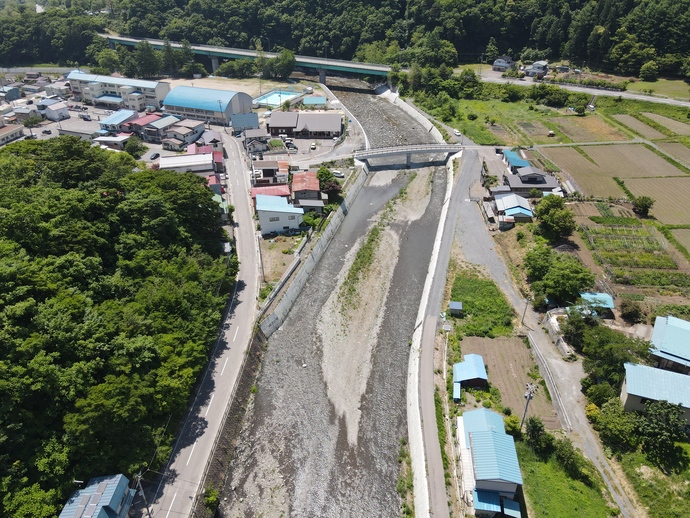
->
xmin=520 ymin=383 xmax=538 ymax=429
xmin=134 ymin=471 xmax=153 ymax=518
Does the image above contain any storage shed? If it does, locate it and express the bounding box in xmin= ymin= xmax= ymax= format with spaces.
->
xmin=449 ymin=301 xmax=463 ymax=317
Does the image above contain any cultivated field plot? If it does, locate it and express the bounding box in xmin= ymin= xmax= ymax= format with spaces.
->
xmin=584 ymin=144 xmax=684 ymax=177
xmin=611 ymin=114 xmax=666 ymax=139
xmin=551 ymin=115 xmax=628 ymax=142
xmin=540 ymin=147 xmax=622 ymax=197
xmin=672 ymin=229 xmax=690 ymax=253
xmin=570 ymin=202 xmax=601 ymax=218
xmin=625 ymin=176 xmax=690 ymax=225
xmin=657 ymin=142 xmax=690 ymax=166
xmin=459 ymin=336 xmax=560 ymax=430
xmin=517 ymin=120 xmax=553 ymax=143
xmin=642 ymin=113 xmax=690 ymax=136
xmin=490 ymin=124 xmax=517 ymax=146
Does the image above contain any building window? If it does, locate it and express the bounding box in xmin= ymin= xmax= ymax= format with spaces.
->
xmin=269 ymin=217 xmax=279 ymax=222
xmin=288 ymin=215 xmax=296 ymax=220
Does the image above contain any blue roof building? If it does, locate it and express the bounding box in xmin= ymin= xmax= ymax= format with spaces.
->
xmin=256 ymin=194 xmax=304 ymax=235
xmin=651 ymin=315 xmax=690 ymax=374
xmin=579 ymin=292 xmax=615 ymax=309
xmin=459 ymin=409 xmax=523 ymax=515
xmin=621 ymin=363 xmax=690 ymax=424
xmin=163 ymin=86 xmax=253 ymax=126
xmin=99 ymin=110 xmax=138 ymax=132
xmin=59 ymin=474 xmax=135 ymax=518
xmin=502 ymin=150 xmax=530 ymax=171
xmin=453 ymin=355 xmax=489 ymax=401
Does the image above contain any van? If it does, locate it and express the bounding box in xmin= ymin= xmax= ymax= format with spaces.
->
xmin=278 ymin=134 xmax=288 ymax=141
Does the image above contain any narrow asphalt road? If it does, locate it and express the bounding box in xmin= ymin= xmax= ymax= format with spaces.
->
xmin=148 ymin=128 xmax=259 ymax=518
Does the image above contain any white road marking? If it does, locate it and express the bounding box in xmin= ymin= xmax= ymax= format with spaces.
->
xmin=204 ymin=394 xmax=214 ymax=417
xmin=220 ymin=357 xmax=229 ymax=376
xmin=233 ymin=327 xmax=239 ymax=342
xmin=165 ymin=492 xmax=177 ymax=518
xmin=186 ymin=440 xmax=197 ymax=466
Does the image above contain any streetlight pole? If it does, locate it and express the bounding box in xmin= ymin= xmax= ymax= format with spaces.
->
xmin=520 ymin=383 xmax=538 ymax=429
xmin=521 ymin=298 xmax=530 ymax=326
xmin=217 ymin=99 xmax=223 ymax=126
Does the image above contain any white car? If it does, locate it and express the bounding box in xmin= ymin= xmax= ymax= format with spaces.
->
xmin=453 ymin=129 xmax=461 ymax=136
xmin=332 ymin=170 xmax=344 ymax=178
xmin=310 ymin=142 xmax=317 ymax=150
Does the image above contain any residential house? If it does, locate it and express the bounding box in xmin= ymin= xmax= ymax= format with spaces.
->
xmin=650 ymin=315 xmax=690 ymax=374
xmin=266 ymin=112 xmax=298 ymax=136
xmin=67 ymin=70 xmax=171 ymax=111
xmin=123 ymin=113 xmax=162 ymax=138
xmin=0 ymin=86 xmax=21 ymax=102
xmin=291 ymin=170 xmax=326 ymax=213
xmin=251 ymin=184 xmax=291 ymax=209
xmin=452 ymin=354 xmax=488 ymax=402
xmin=457 ymin=408 xmax=523 ymax=517
xmin=206 ymin=174 xmax=223 ymax=195
xmin=495 ymin=193 xmax=533 ymax=222
xmin=244 ymin=128 xmax=270 ymax=154
xmin=162 ymin=119 xmax=205 ymax=149
xmin=24 ymin=71 xmax=42 ymax=82
xmin=252 ymin=160 xmax=289 ymax=185
xmin=187 ymin=144 xmax=223 ymax=172
xmin=621 ymin=363 xmax=690 ymax=426
xmin=502 ymin=150 xmax=530 ymax=173
xmin=199 ymin=129 xmax=223 ymax=152
xmin=93 ymin=135 xmax=130 ymax=150
xmin=256 ymin=194 xmax=303 ymax=235
xmin=99 ymin=110 xmax=139 ymax=134
xmin=0 ymin=124 xmax=24 ymax=146
xmin=13 ymin=106 xmax=39 ymax=123
xmin=148 ymin=115 xmax=181 ymax=144
xmin=23 ymin=80 xmax=50 ymax=95
xmin=492 ymin=56 xmax=515 ymax=72
xmin=159 ymin=153 xmax=215 ymax=174
xmin=504 ymin=166 xmax=559 ymax=196
xmin=524 ymin=60 xmax=549 ymax=77
xmin=43 ymin=81 xmax=70 ymax=97
xmin=44 ymin=101 xmax=69 ymax=122
xmin=58 ymin=474 xmax=135 ymax=518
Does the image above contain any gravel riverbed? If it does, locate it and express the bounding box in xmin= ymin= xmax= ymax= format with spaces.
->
xmin=218 ymin=80 xmax=445 ymax=517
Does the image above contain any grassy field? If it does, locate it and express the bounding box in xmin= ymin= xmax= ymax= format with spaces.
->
xmin=449 ymin=271 xmax=514 ymax=337
xmin=516 ymin=441 xmax=614 ymax=518
xmin=626 ymin=78 xmax=690 ymax=101
xmin=625 ymin=177 xmax=690 ymax=224
xmin=611 ymin=114 xmax=666 ymax=139
xmin=551 ymin=115 xmax=628 ymax=142
xmin=618 ymin=444 xmax=690 ymax=518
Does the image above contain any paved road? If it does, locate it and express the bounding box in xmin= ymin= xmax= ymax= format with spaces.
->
xmin=450 ymin=148 xmax=638 ymax=517
xmin=149 ymin=128 xmax=259 ymax=518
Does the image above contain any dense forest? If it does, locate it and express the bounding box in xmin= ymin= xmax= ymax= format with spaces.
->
xmin=2 ymin=0 xmax=690 ymax=78
xmin=0 ymin=137 xmax=238 ymax=517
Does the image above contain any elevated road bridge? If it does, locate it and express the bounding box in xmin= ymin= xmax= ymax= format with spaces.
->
xmin=98 ymin=34 xmax=391 ymax=80
xmin=355 ymin=144 xmax=465 ymax=167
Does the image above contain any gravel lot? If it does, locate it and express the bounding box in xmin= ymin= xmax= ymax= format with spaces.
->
xmin=219 ymin=79 xmax=446 ymax=517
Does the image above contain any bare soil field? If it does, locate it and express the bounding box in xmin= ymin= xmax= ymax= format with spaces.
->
xmin=641 ymin=113 xmax=690 ymax=136
xmin=459 ymin=336 xmax=560 ymax=429
xmin=671 ymin=229 xmax=690 ymax=253
xmin=570 ymin=202 xmax=601 ymax=218
xmin=657 ymin=142 xmax=690 ymax=166
xmin=552 ymin=115 xmax=628 ymax=142
xmin=259 ymin=235 xmax=304 ymax=283
xmin=611 ymin=114 xmax=666 ymax=139
xmin=490 ymin=124 xmax=517 ymax=146
xmin=584 ymin=144 xmax=684 ymax=177
xmin=540 ymin=147 xmax=623 ymax=197
xmin=625 ymin=177 xmax=690 ymax=224
xmin=517 ymin=120 xmax=550 ymax=141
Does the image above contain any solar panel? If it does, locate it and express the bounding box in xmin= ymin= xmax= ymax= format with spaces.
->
xmin=73 ymin=494 xmax=91 ymax=518
xmin=95 ymin=482 xmax=108 ymax=495
xmin=83 ymin=502 xmax=97 ymax=518
xmin=90 ymin=493 xmax=102 ymax=506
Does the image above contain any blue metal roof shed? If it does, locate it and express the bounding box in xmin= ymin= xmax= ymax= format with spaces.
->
xmin=256 ymin=194 xmax=304 ymax=214
xmin=453 ymin=354 xmax=488 ymax=384
xmin=503 ymin=150 xmax=529 ymax=169
xmin=470 ymin=431 xmax=523 ymax=485
xmin=624 ymin=363 xmax=690 ymax=407
xmin=101 ymin=110 xmax=137 ymax=126
xmin=651 ymin=315 xmax=690 ymax=368
xmin=59 ymin=474 xmax=134 ymax=518
xmin=579 ymin=292 xmax=615 ymax=309
xmin=462 ymin=408 xmax=505 ymax=445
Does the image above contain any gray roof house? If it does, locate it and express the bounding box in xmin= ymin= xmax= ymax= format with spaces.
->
xmin=492 ymin=56 xmax=515 ymax=72
xmin=504 ymin=166 xmax=559 ymax=195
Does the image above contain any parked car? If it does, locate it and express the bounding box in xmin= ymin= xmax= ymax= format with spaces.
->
xmin=453 ymin=129 xmax=461 ymax=136
xmin=25 ymin=134 xmax=37 ymax=140
xmin=310 ymin=142 xmax=317 ymax=150
xmin=332 ymin=170 xmax=344 ymax=178
xmin=150 ymin=153 xmax=160 ymax=160
xmin=42 ymin=129 xmax=52 ymax=135
xmin=26 ymin=100 xmax=33 ymax=105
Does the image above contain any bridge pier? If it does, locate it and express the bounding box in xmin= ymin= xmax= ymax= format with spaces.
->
xmin=406 ymin=153 xmax=411 ymax=168
xmin=211 ymin=57 xmax=219 ymax=72
xmin=318 ymin=68 xmax=326 ymax=83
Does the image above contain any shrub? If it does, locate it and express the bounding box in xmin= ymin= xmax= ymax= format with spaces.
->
xmin=620 ymin=299 xmax=643 ymax=324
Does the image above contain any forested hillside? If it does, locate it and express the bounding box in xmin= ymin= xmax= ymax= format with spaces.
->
xmin=0 ymin=137 xmax=237 ymax=517
xmin=2 ymin=0 xmax=690 ymax=77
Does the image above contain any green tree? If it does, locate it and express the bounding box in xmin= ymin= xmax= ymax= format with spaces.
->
xmin=639 ymin=400 xmax=688 ymax=467
xmin=270 ymin=49 xmax=296 ymax=79
xmin=96 ymin=49 xmax=121 ymax=73
xmin=538 ymin=253 xmax=594 ymax=304
xmin=133 ymin=41 xmax=161 ymax=78
xmin=632 ymin=195 xmax=654 ymax=216
xmin=485 ymin=37 xmax=499 ymax=63
xmin=123 ymin=136 xmax=148 ymax=159
xmin=525 ymin=416 xmax=554 ymax=457
xmin=594 ymin=398 xmax=640 ymax=452
xmin=534 ymin=195 xmax=576 ymax=240
xmin=316 ymin=166 xmax=335 ymax=187
xmin=524 ymin=243 xmax=554 ymax=281
xmin=620 ymin=299 xmax=643 ymax=323
xmin=161 ymin=39 xmax=178 ymax=74
xmin=639 ymin=60 xmax=659 ymax=81
xmin=23 ymin=116 xmax=43 ymax=136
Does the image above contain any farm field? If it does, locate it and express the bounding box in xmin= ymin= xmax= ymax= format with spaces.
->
xmin=626 ymin=77 xmax=690 ymax=100
xmin=517 ymin=120 xmax=554 ymax=144
xmin=583 ymin=144 xmax=685 ymax=177
xmin=489 ymin=124 xmax=517 ymax=146
xmin=551 ymin=115 xmax=628 ymax=142
xmin=611 ymin=114 xmax=666 ymax=139
xmin=642 ymin=113 xmax=690 ymax=136
xmin=539 ymin=147 xmax=623 ymax=197
xmin=582 ymin=225 xmax=677 ymax=269
xmin=625 ymin=176 xmax=690 ymax=224
xmin=671 ymin=229 xmax=690 ymax=254
xmin=458 ymin=336 xmax=560 ymax=430
xmin=657 ymin=142 xmax=690 ymax=166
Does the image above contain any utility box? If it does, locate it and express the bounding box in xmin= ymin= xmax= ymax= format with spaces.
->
xmin=449 ymin=301 xmax=463 ymax=317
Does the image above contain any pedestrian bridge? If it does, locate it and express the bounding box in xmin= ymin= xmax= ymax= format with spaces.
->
xmin=98 ymin=34 xmax=391 ymax=78
xmin=355 ymin=144 xmax=465 ymax=166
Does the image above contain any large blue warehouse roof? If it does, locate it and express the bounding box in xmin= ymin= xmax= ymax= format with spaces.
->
xmin=462 ymin=408 xmax=505 ymax=445
xmin=164 ymin=86 xmax=244 ymax=112
xmin=625 ymin=363 xmax=690 ymax=407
